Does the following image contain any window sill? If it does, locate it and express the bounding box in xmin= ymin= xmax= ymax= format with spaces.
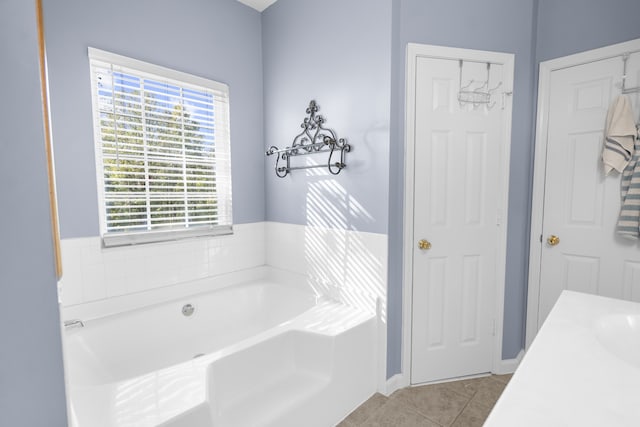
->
xmin=102 ymin=225 xmax=233 ymax=247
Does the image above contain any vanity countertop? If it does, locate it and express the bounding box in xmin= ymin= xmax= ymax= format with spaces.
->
xmin=485 ymin=290 xmax=640 ymax=427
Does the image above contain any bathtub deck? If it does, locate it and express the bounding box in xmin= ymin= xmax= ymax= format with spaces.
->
xmin=68 ymin=299 xmax=376 ymax=427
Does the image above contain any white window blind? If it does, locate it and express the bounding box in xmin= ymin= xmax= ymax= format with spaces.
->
xmin=88 ymin=48 xmax=233 ymax=246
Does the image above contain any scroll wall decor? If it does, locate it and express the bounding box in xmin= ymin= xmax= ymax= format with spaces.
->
xmin=266 ymin=100 xmax=351 ymax=178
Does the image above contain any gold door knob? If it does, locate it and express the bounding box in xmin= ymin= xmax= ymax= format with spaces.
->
xmin=418 ymin=239 xmax=432 ymax=250
xmin=547 ymin=235 xmax=560 ymax=246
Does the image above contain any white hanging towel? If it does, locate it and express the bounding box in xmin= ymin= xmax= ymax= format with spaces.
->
xmin=602 ymin=95 xmax=637 ymax=175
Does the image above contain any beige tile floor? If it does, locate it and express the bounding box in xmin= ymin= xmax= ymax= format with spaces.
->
xmin=338 ymin=374 xmax=512 ymax=427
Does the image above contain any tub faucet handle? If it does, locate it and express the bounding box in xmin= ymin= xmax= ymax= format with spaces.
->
xmin=64 ymin=319 xmax=84 ymax=329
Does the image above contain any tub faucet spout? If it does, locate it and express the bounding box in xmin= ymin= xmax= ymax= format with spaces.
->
xmin=64 ymin=319 xmax=84 ymax=329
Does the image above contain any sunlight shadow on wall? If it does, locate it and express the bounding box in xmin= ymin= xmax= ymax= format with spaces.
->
xmin=302 ymin=161 xmax=387 ymax=323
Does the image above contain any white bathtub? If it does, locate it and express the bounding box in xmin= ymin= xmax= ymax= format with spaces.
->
xmin=64 ymin=279 xmax=377 ymax=427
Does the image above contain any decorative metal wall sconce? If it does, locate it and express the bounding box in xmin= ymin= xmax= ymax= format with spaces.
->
xmin=265 ymin=100 xmax=351 ymax=178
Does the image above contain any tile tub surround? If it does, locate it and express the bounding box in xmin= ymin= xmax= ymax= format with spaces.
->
xmin=339 ymin=374 xmax=511 ymax=427
xmin=485 ymin=291 xmax=640 ymax=426
xmin=265 ymin=221 xmax=387 ymax=316
xmin=59 ymin=221 xmax=387 ymax=316
xmin=59 ymin=222 xmax=266 ymax=306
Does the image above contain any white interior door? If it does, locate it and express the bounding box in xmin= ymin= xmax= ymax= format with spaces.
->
xmin=410 ymin=52 xmax=512 ymax=384
xmin=537 ymin=51 xmax=640 ymax=328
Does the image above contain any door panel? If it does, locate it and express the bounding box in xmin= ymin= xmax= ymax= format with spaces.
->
xmin=411 ymin=56 xmax=507 ymax=383
xmin=538 ymin=54 xmax=640 ymax=327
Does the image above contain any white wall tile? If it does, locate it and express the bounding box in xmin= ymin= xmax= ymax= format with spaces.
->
xmin=79 ymin=238 xmax=102 ymax=266
xmin=266 ymin=222 xmax=307 ymax=274
xmin=81 ymin=263 xmax=107 ymax=302
xmin=60 ymin=223 xmax=266 ymax=307
xmin=266 ymin=222 xmax=387 ymax=315
xmin=59 ymin=239 xmax=84 ymax=305
xmin=60 ymin=221 xmax=384 ymax=321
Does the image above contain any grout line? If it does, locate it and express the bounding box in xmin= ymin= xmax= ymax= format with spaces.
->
xmin=451 ymin=375 xmax=510 ymax=425
xmin=388 ymin=396 xmax=445 ymax=427
xmin=355 ymin=396 xmax=390 ymax=426
xmin=447 ymin=380 xmax=478 ymax=427
xmin=401 ymin=395 xmax=466 ymax=426
xmin=491 ymin=373 xmax=513 ymax=385
xmin=449 ymin=397 xmax=473 ymax=427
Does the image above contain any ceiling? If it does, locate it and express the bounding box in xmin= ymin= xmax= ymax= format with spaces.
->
xmin=236 ymin=0 xmax=278 ymax=12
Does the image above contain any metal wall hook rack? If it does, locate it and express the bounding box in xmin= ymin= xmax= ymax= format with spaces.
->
xmin=622 ymin=52 xmax=640 ymax=94
xmin=457 ymin=60 xmax=502 ymax=109
xmin=266 ymin=100 xmax=351 ymax=178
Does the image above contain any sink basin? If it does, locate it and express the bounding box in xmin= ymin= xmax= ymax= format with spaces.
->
xmin=594 ymin=314 xmax=640 ymax=368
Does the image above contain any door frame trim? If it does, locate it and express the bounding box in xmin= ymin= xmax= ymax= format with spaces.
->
xmin=526 ymin=38 xmax=640 ymax=349
xmin=402 ymin=43 xmax=514 ymax=385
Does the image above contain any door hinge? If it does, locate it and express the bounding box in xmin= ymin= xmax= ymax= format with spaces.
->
xmin=502 ymin=90 xmax=513 ymax=109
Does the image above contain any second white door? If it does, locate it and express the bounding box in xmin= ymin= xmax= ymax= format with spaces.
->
xmin=536 ymin=48 xmax=640 ymax=329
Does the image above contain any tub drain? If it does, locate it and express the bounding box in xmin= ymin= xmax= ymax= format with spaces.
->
xmin=182 ymin=303 xmax=195 ymax=316
xmin=193 ymin=353 xmax=205 ymax=359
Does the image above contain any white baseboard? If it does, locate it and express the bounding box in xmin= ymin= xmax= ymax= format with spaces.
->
xmin=383 ymin=352 xmax=524 ymax=396
xmin=382 ymin=373 xmax=406 ymax=396
xmin=494 ymin=349 xmax=525 ymax=374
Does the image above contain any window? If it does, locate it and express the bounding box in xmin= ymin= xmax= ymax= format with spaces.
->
xmin=88 ymin=48 xmax=232 ymax=246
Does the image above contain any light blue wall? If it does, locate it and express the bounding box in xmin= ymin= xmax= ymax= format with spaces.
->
xmin=536 ymin=0 xmax=640 ymax=62
xmin=262 ymin=0 xmax=392 ymax=234
xmin=387 ymin=0 xmax=404 ymax=380
xmin=0 ymin=1 xmax=68 ymax=425
xmin=43 ymin=0 xmax=265 ymax=239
